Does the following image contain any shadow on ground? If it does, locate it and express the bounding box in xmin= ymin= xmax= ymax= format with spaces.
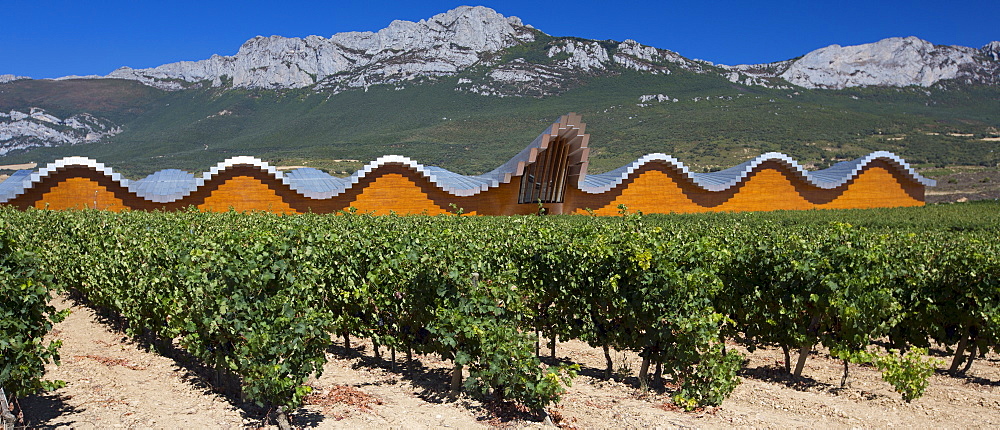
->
xmin=15 ymin=393 xmax=79 ymax=430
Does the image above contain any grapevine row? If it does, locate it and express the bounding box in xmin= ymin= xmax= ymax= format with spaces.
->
xmin=1 ymin=204 xmax=998 ymax=418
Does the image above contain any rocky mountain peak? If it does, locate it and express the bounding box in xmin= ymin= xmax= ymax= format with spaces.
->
xmin=0 ymin=74 xmax=30 ymax=84
xmin=982 ymin=41 xmax=1000 ymax=61
xmin=0 ymin=107 xmax=121 ymax=155
xmin=104 ymin=6 xmax=536 ymax=91
xmin=779 ymin=36 xmax=985 ymax=89
xmin=324 ymin=5 xmax=533 ymax=56
xmin=23 ymin=8 xmax=999 ymax=94
xmin=369 ymin=5 xmax=530 ymax=52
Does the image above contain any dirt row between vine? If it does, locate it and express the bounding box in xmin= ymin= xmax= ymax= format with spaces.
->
xmin=16 ymin=295 xmax=1000 ymax=429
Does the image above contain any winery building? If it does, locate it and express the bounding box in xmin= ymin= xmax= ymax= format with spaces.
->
xmin=0 ymin=114 xmax=935 ymax=215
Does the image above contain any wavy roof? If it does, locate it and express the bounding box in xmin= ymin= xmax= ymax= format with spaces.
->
xmin=0 ymin=114 xmax=934 ymax=205
xmin=579 ymin=151 xmax=935 ymax=194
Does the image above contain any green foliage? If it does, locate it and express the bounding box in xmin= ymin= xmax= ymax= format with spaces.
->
xmin=672 ymin=346 xmax=743 ymax=411
xmin=171 ymin=222 xmax=336 ymax=408
xmin=459 ymin=315 xmax=579 ymax=410
xmin=832 ymin=346 xmax=941 ymax=402
xmin=871 ymin=348 xmax=942 ymax=402
xmin=497 ymin=36 xmax=564 ymax=65
xmin=882 ymin=231 xmax=1000 ymax=371
xmin=1 ymin=201 xmax=999 ymax=413
xmin=0 ymin=228 xmax=67 ymax=398
xmin=717 ymin=221 xmax=901 ymax=376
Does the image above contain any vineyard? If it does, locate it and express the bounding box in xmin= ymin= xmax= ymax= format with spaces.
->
xmin=1 ymin=202 xmax=999 ymax=427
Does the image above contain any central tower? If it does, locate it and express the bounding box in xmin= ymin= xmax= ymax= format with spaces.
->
xmin=516 ymin=114 xmax=590 ymax=207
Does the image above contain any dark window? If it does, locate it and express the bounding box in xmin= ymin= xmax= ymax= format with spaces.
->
xmin=519 ymin=138 xmax=570 ymax=204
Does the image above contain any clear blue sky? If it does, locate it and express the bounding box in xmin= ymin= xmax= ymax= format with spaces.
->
xmin=3 ymin=0 xmax=998 ymax=79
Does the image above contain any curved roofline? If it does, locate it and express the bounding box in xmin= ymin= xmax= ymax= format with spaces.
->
xmin=578 ymin=151 xmax=934 ymax=194
xmin=0 ymin=114 xmax=934 ymax=205
xmin=0 ymin=156 xmax=132 ymax=203
xmin=1 ymin=156 xmax=290 ymax=204
xmin=31 ymin=156 xmax=128 ymax=186
xmin=0 ymin=150 xmax=935 ymax=204
xmin=203 ymin=156 xmax=284 ymax=183
xmin=349 ymin=155 xmax=497 ymax=196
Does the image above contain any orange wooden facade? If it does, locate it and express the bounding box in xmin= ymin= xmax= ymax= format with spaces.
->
xmin=565 ymin=160 xmax=924 ymax=215
xmin=0 ymin=114 xmax=932 ymax=215
xmin=3 ymin=159 xmax=928 ymax=215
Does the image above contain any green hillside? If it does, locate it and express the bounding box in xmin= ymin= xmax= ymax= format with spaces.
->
xmin=2 ymin=69 xmax=999 ymax=178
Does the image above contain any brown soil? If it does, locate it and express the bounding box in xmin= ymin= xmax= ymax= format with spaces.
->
xmin=924 ymin=167 xmax=1000 ymax=203
xmin=14 ymin=295 xmax=1000 ymax=429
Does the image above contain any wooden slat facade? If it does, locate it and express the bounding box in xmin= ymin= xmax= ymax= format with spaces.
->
xmin=0 ymin=114 xmax=932 ymax=215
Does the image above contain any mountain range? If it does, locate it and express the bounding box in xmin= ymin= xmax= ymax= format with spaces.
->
xmin=1 ymin=6 xmax=998 ymax=177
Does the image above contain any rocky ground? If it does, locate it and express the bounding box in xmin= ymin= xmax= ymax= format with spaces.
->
xmin=12 ymin=295 xmax=1000 ymax=429
xmin=924 ymin=166 xmax=1000 ymax=204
